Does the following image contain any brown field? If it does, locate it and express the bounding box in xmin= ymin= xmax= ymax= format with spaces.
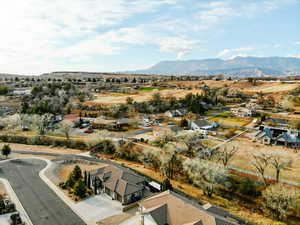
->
xmin=209 ymin=117 xmax=253 ymax=127
xmin=243 ymin=82 xmax=299 ymax=94
xmin=228 ymin=133 xmax=300 ymax=183
xmin=166 ymin=80 xmax=300 ymax=94
xmin=89 ymin=88 xmax=203 ymax=105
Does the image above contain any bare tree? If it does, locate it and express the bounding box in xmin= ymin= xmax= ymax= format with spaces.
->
xmin=251 ymin=152 xmax=272 ymax=186
xmin=59 ymin=121 xmax=74 ymax=140
xmin=183 ymin=158 xmax=227 ymax=198
xmin=140 ymin=149 xmax=161 ymax=172
xmin=262 ymin=184 xmax=299 ymax=220
xmin=217 ymin=146 xmax=238 ymax=167
xmin=160 ymin=142 xmax=187 ymax=179
xmin=268 ymin=151 xmax=292 ymax=183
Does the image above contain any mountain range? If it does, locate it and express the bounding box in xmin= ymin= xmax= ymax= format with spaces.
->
xmin=133 ymin=56 xmax=300 ymax=76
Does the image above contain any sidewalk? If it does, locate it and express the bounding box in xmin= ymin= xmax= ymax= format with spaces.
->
xmin=0 ymin=177 xmax=33 ymax=225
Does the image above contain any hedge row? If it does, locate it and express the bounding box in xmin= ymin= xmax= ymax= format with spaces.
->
xmin=0 ymin=135 xmax=89 ymax=150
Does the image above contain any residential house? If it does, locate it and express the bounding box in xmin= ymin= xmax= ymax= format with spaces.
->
xmin=164 ymin=109 xmax=187 ymax=118
xmin=230 ymin=107 xmax=255 ymax=117
xmin=139 ymin=190 xmax=241 ymax=225
xmin=189 ymin=119 xmax=218 ymax=135
xmin=13 ymin=89 xmax=31 ymax=96
xmin=89 ymin=165 xmax=146 ymax=205
xmin=254 ymin=125 xmax=300 ymax=148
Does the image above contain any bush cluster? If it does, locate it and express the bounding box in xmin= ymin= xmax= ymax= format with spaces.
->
xmin=0 ymin=135 xmax=88 ymax=150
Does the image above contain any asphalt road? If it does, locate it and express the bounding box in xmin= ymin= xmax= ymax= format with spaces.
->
xmin=0 ymin=158 xmax=86 ymax=225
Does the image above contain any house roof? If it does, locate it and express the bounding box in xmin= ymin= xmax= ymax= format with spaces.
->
xmin=91 ymin=165 xmax=145 ymax=197
xmin=139 ymin=191 xmax=238 ymax=225
xmin=144 ymin=204 xmax=169 ymax=225
xmin=255 ymin=126 xmax=300 ymax=144
xmin=193 ymin=119 xmax=210 ymax=128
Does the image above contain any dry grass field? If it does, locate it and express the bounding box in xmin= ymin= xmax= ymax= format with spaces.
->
xmin=166 ymin=80 xmax=300 ymax=94
xmin=89 ymin=88 xmax=203 ymax=105
xmin=228 ymin=134 xmax=300 ymax=183
xmin=209 ymin=117 xmax=253 ymax=127
xmin=243 ymin=82 xmax=299 ymax=94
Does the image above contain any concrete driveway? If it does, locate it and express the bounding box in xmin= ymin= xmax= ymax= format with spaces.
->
xmin=0 ymin=158 xmax=86 ymax=225
xmin=74 ymin=194 xmax=123 ymax=222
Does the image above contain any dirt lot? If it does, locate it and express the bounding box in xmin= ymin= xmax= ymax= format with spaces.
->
xmin=89 ymin=88 xmax=203 ymax=105
xmin=228 ymin=133 xmax=300 ymax=183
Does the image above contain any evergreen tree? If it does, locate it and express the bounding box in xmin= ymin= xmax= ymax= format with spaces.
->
xmin=93 ymin=177 xmax=97 ymax=194
xmin=87 ymin=173 xmax=91 ymax=189
xmin=74 ymin=180 xmax=87 ymax=198
xmin=161 ymin=178 xmax=173 ymax=191
xmin=84 ymin=171 xmax=87 ymax=185
xmin=72 ymin=165 xmax=82 ymax=182
xmin=1 ymin=144 xmax=11 ymax=159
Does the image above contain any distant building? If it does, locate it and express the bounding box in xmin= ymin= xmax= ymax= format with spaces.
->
xmin=230 ymin=107 xmax=255 ymax=117
xmin=138 ymin=190 xmax=242 ymax=225
xmin=254 ymin=126 xmax=300 ymax=148
xmin=189 ymin=119 xmax=219 ymax=135
xmin=164 ymin=109 xmax=187 ymax=118
xmin=13 ymin=89 xmax=31 ymax=96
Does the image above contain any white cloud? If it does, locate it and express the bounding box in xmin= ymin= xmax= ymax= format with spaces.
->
xmin=155 ymin=36 xmax=201 ymax=59
xmin=229 ymin=53 xmax=249 ymax=59
xmin=217 ymin=46 xmax=254 ymax=58
xmin=295 ymin=42 xmax=300 ymax=45
xmin=0 ymin=0 xmax=179 ymax=74
xmin=217 ymin=49 xmax=231 ymax=57
xmin=194 ymin=0 xmax=297 ymax=27
xmin=288 ymin=54 xmax=300 ymax=58
xmin=0 ymin=0 xmax=297 ymax=74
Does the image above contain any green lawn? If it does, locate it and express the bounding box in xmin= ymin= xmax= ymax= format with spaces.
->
xmin=139 ymin=87 xmax=160 ymax=92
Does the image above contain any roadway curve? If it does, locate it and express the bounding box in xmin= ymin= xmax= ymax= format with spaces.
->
xmin=0 ymin=158 xmax=86 ymax=225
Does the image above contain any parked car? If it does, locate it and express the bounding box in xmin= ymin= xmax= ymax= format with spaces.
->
xmin=80 ymin=123 xmax=90 ymax=129
xmin=84 ymin=129 xmax=94 ymax=134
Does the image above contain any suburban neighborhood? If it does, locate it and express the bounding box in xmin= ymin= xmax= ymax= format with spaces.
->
xmin=0 ymin=0 xmax=300 ymax=225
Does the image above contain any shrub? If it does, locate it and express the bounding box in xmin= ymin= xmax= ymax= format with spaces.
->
xmin=238 ymin=177 xmax=262 ymax=197
xmin=0 ymin=134 xmax=88 ymax=150
xmin=262 ymin=184 xmax=299 ymax=220
xmin=90 ymin=140 xmax=116 ymax=154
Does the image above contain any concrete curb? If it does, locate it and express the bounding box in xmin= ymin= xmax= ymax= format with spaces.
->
xmin=0 ymin=178 xmax=33 ymax=225
xmin=38 ymin=158 xmax=95 ymax=225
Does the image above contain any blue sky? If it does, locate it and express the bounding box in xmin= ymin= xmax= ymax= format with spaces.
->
xmin=0 ymin=0 xmax=299 ymax=74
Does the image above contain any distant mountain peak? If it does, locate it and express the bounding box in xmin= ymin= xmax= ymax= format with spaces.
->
xmin=133 ymin=56 xmax=300 ymax=76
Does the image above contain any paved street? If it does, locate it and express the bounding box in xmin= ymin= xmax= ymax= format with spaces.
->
xmin=0 ymin=158 xmax=86 ymax=225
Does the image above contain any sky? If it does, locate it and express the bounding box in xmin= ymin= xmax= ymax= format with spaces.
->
xmin=0 ymin=0 xmax=299 ymax=75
